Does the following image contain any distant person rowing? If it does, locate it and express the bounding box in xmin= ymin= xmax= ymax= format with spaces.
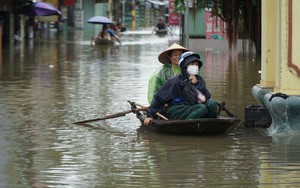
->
xmin=117 ymin=22 xmax=127 ymax=32
xmin=92 ymin=24 xmax=121 ymax=45
xmin=152 ymin=18 xmax=171 ymax=34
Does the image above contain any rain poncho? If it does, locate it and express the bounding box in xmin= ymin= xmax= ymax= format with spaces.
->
xmin=147 ymin=63 xmax=181 ymax=104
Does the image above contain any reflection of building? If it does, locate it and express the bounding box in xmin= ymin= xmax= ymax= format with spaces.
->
xmin=0 ymin=1 xmax=13 ymax=46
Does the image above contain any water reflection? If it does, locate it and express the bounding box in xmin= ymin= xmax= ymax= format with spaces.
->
xmin=257 ymin=133 xmax=300 ymax=186
xmin=1 ymin=29 xmax=300 ymax=187
xmin=138 ymin=132 xmax=239 ymax=186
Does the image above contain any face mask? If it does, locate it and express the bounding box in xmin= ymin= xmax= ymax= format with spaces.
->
xmin=187 ymin=65 xmax=199 ymax=75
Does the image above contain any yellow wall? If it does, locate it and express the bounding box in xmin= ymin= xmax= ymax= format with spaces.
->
xmin=261 ymin=0 xmax=300 ymax=95
xmin=260 ymin=0 xmax=276 ymax=88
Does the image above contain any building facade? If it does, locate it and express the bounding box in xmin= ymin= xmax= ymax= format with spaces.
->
xmin=0 ymin=0 xmax=168 ymax=49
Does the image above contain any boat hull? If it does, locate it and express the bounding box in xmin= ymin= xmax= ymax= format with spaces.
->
xmin=155 ymin=29 xmax=168 ymax=35
xmin=95 ymin=38 xmax=114 ymax=45
xmin=139 ymin=117 xmax=240 ymax=135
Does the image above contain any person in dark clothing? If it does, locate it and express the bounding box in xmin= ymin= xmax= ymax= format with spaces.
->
xmin=117 ymin=22 xmax=127 ymax=32
xmin=144 ymin=51 xmax=218 ymax=125
xmin=152 ymin=18 xmax=167 ymax=33
xmin=156 ymin=19 xmax=167 ymax=30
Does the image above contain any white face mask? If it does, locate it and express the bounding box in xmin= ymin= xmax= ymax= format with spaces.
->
xmin=187 ymin=65 xmax=199 ymax=75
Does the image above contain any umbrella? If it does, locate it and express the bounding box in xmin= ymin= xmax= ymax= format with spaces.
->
xmin=87 ymin=16 xmax=113 ymax=24
xmin=15 ymin=2 xmax=61 ymax=16
xmin=33 ymin=2 xmax=61 ymax=16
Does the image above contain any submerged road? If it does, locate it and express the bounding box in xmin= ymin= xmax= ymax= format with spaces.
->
xmin=0 ymin=28 xmax=299 ymax=187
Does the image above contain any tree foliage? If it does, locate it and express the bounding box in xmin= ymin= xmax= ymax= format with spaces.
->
xmin=174 ymin=0 xmax=261 ymax=54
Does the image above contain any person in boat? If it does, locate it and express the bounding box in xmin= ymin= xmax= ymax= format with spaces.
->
xmin=92 ymin=24 xmax=121 ymax=44
xmin=147 ymin=43 xmax=189 ymax=104
xmin=144 ymin=51 xmax=218 ymax=125
xmin=106 ymin=24 xmax=121 ymax=44
xmin=152 ymin=18 xmax=167 ymax=33
xmin=91 ymin=24 xmax=110 ymax=44
xmin=100 ymin=25 xmax=111 ymax=40
xmin=117 ymin=22 xmax=127 ymax=32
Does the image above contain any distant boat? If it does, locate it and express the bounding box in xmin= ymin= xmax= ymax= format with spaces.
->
xmin=94 ymin=38 xmax=115 ymax=45
xmin=155 ymin=29 xmax=168 ymax=35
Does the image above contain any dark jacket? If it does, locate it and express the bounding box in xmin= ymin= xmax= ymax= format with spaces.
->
xmin=147 ymin=73 xmax=211 ymax=118
xmin=156 ymin=23 xmax=166 ymax=30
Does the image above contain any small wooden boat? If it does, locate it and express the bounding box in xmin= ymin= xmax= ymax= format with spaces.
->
xmin=138 ymin=117 xmax=240 ymax=135
xmin=155 ymin=29 xmax=168 ymax=35
xmin=94 ymin=38 xmax=114 ymax=45
xmin=128 ymin=101 xmax=240 ymax=136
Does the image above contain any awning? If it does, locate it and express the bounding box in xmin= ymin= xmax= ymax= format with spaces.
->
xmin=146 ymin=0 xmax=165 ymax=6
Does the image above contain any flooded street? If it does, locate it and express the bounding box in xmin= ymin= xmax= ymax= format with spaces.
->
xmin=1 ymin=28 xmax=300 ymax=187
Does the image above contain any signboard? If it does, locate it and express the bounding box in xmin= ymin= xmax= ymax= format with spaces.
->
xmin=168 ymin=0 xmax=179 ymax=25
xmin=64 ymin=0 xmax=75 ymax=6
xmin=205 ymin=11 xmax=227 ymax=39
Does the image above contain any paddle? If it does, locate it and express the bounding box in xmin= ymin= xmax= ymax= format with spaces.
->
xmin=113 ymin=35 xmax=121 ymax=44
xmin=73 ymin=106 xmax=148 ymax=125
xmin=167 ymin=27 xmax=173 ymax=34
xmin=116 ymin=37 xmax=121 ymax=44
xmin=217 ymin=101 xmax=236 ymax=117
xmin=128 ymin=100 xmax=169 ymax=120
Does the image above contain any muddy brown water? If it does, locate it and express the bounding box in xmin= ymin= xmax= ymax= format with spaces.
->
xmin=0 ymin=29 xmax=299 ymax=187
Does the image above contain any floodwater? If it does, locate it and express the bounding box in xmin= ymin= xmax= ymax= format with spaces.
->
xmin=1 ymin=28 xmax=300 ymax=188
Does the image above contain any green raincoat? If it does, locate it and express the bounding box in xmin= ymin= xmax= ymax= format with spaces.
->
xmin=147 ymin=63 xmax=181 ymax=104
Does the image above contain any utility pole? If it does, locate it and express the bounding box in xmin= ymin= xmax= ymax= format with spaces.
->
xmin=122 ymin=0 xmax=125 ymax=24
xmin=184 ymin=0 xmax=189 ymax=48
xmin=131 ymin=0 xmax=135 ymax=30
xmin=108 ymin=0 xmax=113 ymax=20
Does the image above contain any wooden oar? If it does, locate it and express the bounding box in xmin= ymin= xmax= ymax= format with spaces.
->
xmin=217 ymin=102 xmax=236 ymax=118
xmin=73 ymin=106 xmax=148 ymax=125
xmin=128 ymin=101 xmax=168 ymax=120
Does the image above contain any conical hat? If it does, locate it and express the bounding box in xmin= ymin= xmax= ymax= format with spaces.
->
xmin=158 ymin=43 xmax=189 ymax=64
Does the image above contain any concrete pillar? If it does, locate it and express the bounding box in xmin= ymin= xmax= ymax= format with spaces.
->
xmin=20 ymin=16 xmax=25 ymax=41
xmin=253 ymin=0 xmax=300 ymax=134
xmin=252 ymin=0 xmax=276 ymax=105
xmin=260 ymin=0 xmax=276 ymax=88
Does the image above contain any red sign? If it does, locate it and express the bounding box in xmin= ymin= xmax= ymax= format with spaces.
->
xmin=64 ymin=0 xmax=74 ymax=6
xmin=168 ymin=0 xmax=179 ymax=25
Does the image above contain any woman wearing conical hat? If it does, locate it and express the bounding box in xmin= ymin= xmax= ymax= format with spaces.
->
xmin=147 ymin=43 xmax=188 ymax=104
